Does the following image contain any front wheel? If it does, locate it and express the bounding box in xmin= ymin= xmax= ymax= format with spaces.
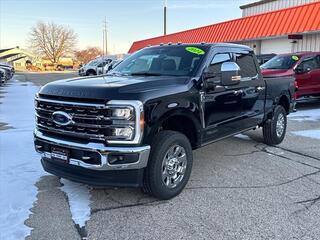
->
xmin=263 ymin=105 xmax=287 ymax=146
xmin=143 ymin=130 xmax=193 ymax=200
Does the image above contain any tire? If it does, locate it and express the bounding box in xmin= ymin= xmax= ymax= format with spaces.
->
xmin=86 ymin=71 xmax=96 ymax=76
xmin=143 ymin=130 xmax=193 ymax=200
xmin=263 ymin=105 xmax=287 ymax=146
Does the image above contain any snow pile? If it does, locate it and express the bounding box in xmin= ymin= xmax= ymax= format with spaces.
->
xmin=291 ymin=129 xmax=320 ymax=140
xmin=60 ymin=179 xmax=91 ymax=228
xmin=289 ymin=109 xmax=320 ymax=122
xmin=0 ymin=80 xmax=93 ymax=238
xmin=0 ymin=80 xmax=45 ymax=240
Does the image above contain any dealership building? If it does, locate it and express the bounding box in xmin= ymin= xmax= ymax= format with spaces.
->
xmin=129 ymin=0 xmax=320 ymax=55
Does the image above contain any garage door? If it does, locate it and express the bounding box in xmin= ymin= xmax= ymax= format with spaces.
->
xmin=261 ymin=38 xmax=292 ymax=54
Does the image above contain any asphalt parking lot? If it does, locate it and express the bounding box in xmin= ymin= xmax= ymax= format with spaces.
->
xmin=1 ymin=72 xmax=320 ymax=240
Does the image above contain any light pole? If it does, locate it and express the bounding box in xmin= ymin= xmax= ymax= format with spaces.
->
xmin=164 ymin=0 xmax=167 ymax=35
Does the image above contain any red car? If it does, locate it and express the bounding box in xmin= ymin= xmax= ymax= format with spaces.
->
xmin=261 ymin=52 xmax=320 ymax=99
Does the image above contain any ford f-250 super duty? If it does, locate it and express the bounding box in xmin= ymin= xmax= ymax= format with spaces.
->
xmin=34 ymin=43 xmax=295 ymax=199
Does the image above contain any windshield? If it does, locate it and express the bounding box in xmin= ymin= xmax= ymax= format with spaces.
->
xmin=261 ymin=55 xmax=300 ymax=70
xmin=111 ymin=45 xmax=208 ymax=77
xmin=87 ymin=59 xmax=100 ymax=66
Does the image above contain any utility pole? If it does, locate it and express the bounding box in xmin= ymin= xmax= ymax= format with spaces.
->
xmin=102 ymin=25 xmax=105 ymax=56
xmin=102 ymin=17 xmax=108 ymax=56
xmin=164 ymin=0 xmax=167 ymax=35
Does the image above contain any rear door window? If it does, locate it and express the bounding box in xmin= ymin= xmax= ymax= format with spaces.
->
xmin=234 ymin=53 xmax=258 ymax=79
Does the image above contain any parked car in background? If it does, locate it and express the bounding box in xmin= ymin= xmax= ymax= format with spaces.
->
xmin=0 ymin=63 xmax=15 ymax=80
xmin=103 ymin=59 xmax=123 ymax=74
xmin=261 ymin=52 xmax=320 ymax=99
xmin=34 ymin=43 xmax=295 ymax=200
xmin=55 ymin=64 xmax=74 ymax=71
xmin=256 ymin=54 xmax=276 ymax=65
xmin=0 ymin=68 xmax=6 ymax=85
xmin=78 ymin=57 xmax=116 ymax=76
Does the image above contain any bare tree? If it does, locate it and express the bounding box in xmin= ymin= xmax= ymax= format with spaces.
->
xmin=29 ymin=22 xmax=77 ymax=64
xmin=74 ymin=47 xmax=103 ymax=64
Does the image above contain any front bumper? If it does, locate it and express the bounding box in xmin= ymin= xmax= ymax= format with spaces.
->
xmin=78 ymin=70 xmax=85 ymax=76
xmin=34 ymin=129 xmax=150 ymax=186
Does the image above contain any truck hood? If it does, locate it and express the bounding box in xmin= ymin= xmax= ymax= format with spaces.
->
xmin=261 ymin=69 xmax=294 ymax=77
xmin=39 ymin=75 xmax=191 ymax=102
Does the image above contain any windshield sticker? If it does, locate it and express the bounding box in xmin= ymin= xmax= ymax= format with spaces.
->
xmin=185 ymin=47 xmax=205 ymax=55
xmin=292 ymin=55 xmax=299 ymax=61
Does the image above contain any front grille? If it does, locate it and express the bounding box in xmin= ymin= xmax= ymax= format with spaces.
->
xmin=35 ymin=97 xmax=114 ymax=141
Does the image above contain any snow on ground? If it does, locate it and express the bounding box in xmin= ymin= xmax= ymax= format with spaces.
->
xmin=60 ymin=179 xmax=91 ymax=228
xmin=288 ymin=108 xmax=320 ymax=122
xmin=0 ymin=79 xmax=92 ymax=239
xmin=291 ymin=129 xmax=320 ymax=140
xmin=234 ymin=134 xmax=251 ymax=140
xmin=0 ymin=80 xmax=44 ymax=240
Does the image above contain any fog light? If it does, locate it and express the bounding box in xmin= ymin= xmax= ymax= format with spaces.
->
xmin=108 ymin=153 xmax=139 ymax=165
xmin=114 ymin=127 xmax=133 ymax=139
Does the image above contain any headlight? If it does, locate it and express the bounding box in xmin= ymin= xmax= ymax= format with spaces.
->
xmin=111 ymin=107 xmax=133 ymax=119
xmin=106 ymin=100 xmax=144 ymax=145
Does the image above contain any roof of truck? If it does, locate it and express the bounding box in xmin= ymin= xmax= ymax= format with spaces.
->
xmin=144 ymin=43 xmax=252 ymax=51
xmin=277 ymin=52 xmax=320 ymax=57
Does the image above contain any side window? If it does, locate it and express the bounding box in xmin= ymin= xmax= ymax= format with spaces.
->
xmin=317 ymin=56 xmax=320 ymax=69
xmin=234 ymin=53 xmax=258 ymax=78
xmin=298 ymin=57 xmax=318 ymax=71
xmin=208 ymin=53 xmax=232 ymax=73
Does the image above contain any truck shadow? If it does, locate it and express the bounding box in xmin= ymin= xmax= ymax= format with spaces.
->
xmin=296 ymin=97 xmax=320 ymax=110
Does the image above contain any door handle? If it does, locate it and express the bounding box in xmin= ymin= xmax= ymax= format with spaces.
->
xmin=233 ymin=90 xmax=243 ymax=96
xmin=256 ymin=86 xmax=265 ymax=92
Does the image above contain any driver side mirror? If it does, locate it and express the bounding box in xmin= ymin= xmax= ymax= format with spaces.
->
xmin=220 ymin=62 xmax=241 ymax=86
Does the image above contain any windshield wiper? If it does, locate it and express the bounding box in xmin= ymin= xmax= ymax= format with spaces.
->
xmin=130 ymin=72 xmax=163 ymax=76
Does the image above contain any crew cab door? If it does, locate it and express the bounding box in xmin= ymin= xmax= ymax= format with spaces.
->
xmin=201 ymin=49 xmax=265 ymax=142
xmin=233 ymin=51 xmax=266 ymax=129
xmin=295 ymin=55 xmax=320 ymax=96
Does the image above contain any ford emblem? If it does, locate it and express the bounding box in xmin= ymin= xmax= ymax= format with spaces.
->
xmin=52 ymin=111 xmax=73 ymax=126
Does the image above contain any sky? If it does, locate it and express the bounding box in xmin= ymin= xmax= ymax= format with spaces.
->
xmin=0 ymin=0 xmax=254 ymax=54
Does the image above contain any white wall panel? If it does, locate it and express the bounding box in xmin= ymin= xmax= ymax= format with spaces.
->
xmin=242 ymin=0 xmax=318 ymax=17
xmin=293 ymin=33 xmax=320 ymax=52
xmin=239 ymin=33 xmax=320 ymax=55
xmin=260 ymin=38 xmax=293 ymax=54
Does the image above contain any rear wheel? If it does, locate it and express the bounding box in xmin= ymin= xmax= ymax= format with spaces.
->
xmin=263 ymin=105 xmax=287 ymax=146
xmin=143 ymin=130 xmax=193 ymax=200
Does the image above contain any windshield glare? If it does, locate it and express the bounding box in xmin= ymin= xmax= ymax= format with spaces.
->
xmin=261 ymin=55 xmax=299 ymax=70
xmin=111 ymin=46 xmax=208 ymax=77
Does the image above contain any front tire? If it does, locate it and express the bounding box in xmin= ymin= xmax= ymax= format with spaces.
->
xmin=86 ymin=71 xmax=96 ymax=76
xmin=263 ymin=105 xmax=287 ymax=146
xmin=143 ymin=131 xmax=193 ymax=200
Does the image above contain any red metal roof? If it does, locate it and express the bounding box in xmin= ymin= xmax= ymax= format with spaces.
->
xmin=128 ymin=2 xmax=320 ymax=53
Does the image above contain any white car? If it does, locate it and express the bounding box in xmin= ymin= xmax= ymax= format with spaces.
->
xmin=103 ymin=59 xmax=123 ymax=74
xmin=78 ymin=57 xmax=116 ymax=76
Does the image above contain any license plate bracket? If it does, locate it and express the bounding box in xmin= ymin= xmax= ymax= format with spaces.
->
xmin=51 ymin=147 xmax=70 ymax=163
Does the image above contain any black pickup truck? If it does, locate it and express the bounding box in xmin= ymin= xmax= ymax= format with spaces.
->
xmin=34 ymin=43 xmax=295 ymax=199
